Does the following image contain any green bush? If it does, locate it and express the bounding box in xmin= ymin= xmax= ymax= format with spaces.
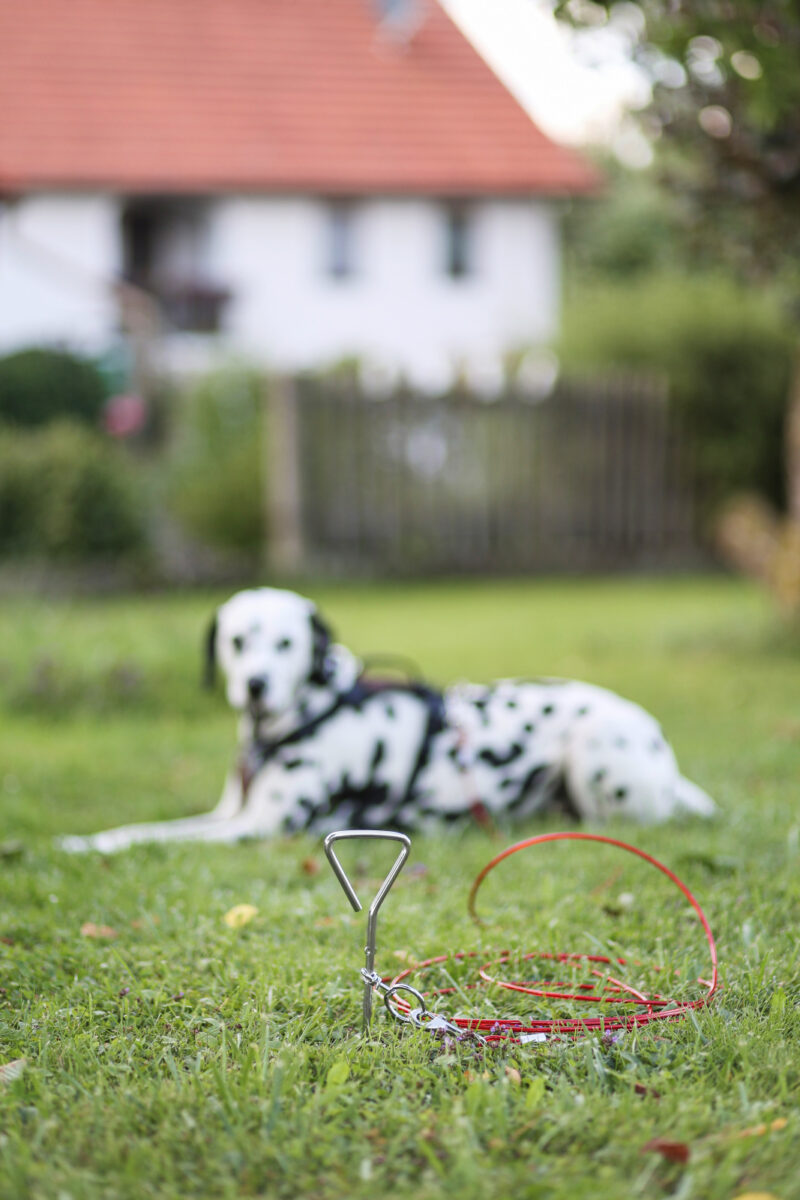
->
xmin=0 ymin=421 xmax=144 ymax=558
xmin=559 ymin=273 xmax=795 ymax=512
xmin=168 ymin=364 xmax=264 ymax=554
xmin=0 ymin=347 xmax=108 ymax=427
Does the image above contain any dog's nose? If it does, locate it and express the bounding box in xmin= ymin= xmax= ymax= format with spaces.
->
xmin=247 ymin=676 xmax=268 ymax=701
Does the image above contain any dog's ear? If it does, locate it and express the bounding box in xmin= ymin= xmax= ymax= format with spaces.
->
xmin=203 ymin=613 xmax=218 ymax=689
xmin=309 ymin=611 xmax=333 ymax=686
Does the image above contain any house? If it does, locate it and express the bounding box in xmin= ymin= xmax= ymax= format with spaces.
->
xmin=0 ymin=0 xmax=598 ymax=391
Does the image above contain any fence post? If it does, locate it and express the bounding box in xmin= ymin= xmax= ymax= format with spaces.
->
xmin=263 ymin=374 xmax=305 ymax=577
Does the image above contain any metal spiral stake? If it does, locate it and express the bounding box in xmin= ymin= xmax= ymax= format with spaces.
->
xmin=323 ymin=829 xmax=411 ymax=1029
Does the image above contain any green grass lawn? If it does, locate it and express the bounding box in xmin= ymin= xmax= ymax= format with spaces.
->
xmin=1 ymin=577 xmax=798 ymax=1199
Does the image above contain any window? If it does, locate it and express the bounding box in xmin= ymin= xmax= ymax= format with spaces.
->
xmin=120 ymin=198 xmax=229 ymax=333
xmin=444 ymin=205 xmax=472 ymax=279
xmin=326 ymin=202 xmax=357 ymax=280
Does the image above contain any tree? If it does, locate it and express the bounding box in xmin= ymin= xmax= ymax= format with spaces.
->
xmin=555 ymin=0 xmax=800 ymax=284
xmin=556 ymin=0 xmax=800 ymax=609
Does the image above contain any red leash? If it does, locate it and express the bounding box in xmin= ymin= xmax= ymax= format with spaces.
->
xmin=385 ymin=832 xmax=718 ymax=1043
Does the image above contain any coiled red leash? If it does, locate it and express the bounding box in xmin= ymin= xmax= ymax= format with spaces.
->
xmin=388 ymin=833 xmax=718 ymax=1042
xmin=327 ymin=831 xmax=718 ymax=1045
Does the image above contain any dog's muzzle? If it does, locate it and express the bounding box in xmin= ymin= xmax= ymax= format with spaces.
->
xmin=246 ymin=675 xmax=271 ymax=714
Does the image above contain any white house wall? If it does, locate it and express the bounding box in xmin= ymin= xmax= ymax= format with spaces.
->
xmin=207 ymin=196 xmax=560 ymax=391
xmin=0 ymin=192 xmax=560 ymax=390
xmin=0 ymin=193 xmax=119 ymax=355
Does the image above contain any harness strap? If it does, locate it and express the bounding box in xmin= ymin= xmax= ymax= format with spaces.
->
xmin=239 ymin=675 xmax=447 ymax=803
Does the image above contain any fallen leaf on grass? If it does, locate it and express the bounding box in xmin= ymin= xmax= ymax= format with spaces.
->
xmin=505 ymin=1067 xmax=522 ymax=1085
xmin=301 ymin=857 xmax=320 ymax=876
xmin=642 ymin=1137 xmax=690 ymax=1164
xmin=80 ymin=922 xmax=118 ymax=940
xmin=731 ymin=1194 xmax=780 ymax=1200
xmin=634 ymin=1082 xmax=662 ymax=1100
xmin=0 ymin=1059 xmax=26 ymax=1085
xmin=130 ymin=916 xmax=159 ymax=930
xmin=223 ymin=904 xmax=258 ymax=929
xmin=733 ymin=1118 xmax=787 ymax=1140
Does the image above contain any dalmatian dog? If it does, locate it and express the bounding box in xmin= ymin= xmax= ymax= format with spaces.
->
xmin=60 ymin=587 xmax=715 ymax=853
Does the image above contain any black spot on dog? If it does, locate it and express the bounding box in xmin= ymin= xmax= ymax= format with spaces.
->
xmin=542 ymin=704 xmax=555 ymax=716
xmin=506 ymin=699 xmax=518 ymax=710
xmin=506 ymin=764 xmax=549 ymax=811
xmin=500 ymin=776 xmax=517 ymax=789
xmin=523 ymin=722 xmax=535 ymax=734
xmin=592 ymin=768 xmax=607 ymax=785
xmin=614 ymin=786 xmax=628 ymax=801
xmin=385 ymin=704 xmax=396 ymax=720
xmin=549 ymin=776 xmax=582 ymax=820
xmin=448 ymin=744 xmax=461 ymax=762
xmin=283 ymin=758 xmax=307 ymax=771
xmin=370 ymin=740 xmax=386 ymax=773
xmin=439 ymin=808 xmax=467 ymax=824
xmin=478 ymin=742 xmax=524 ymax=768
xmin=576 ymin=706 xmax=590 ymax=717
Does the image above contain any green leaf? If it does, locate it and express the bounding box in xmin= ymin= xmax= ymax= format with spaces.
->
xmin=326 ymin=1059 xmax=350 ymax=1088
xmin=770 ymin=989 xmax=787 ymax=1020
xmin=525 ymin=1076 xmax=546 ymax=1108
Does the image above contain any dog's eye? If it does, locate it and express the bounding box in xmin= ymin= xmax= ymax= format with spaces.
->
xmin=276 ymin=637 xmax=293 ymax=652
xmin=232 ymin=635 xmax=245 ymax=653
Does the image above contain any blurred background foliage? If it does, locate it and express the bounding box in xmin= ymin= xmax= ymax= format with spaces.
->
xmin=0 ymin=347 xmax=109 ymax=428
xmin=556 ymin=0 xmax=800 ymax=287
xmin=0 ymin=421 xmax=144 ymax=560
xmin=560 ymin=273 xmax=792 ymax=515
xmin=166 ymin=363 xmax=264 ymax=557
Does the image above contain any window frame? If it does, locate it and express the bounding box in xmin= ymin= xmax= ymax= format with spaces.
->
xmin=443 ymin=203 xmax=473 ymax=280
xmin=325 ymin=200 xmax=358 ymax=281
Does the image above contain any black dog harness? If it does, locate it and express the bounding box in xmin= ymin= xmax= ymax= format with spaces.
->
xmin=238 ymin=675 xmax=447 ymax=805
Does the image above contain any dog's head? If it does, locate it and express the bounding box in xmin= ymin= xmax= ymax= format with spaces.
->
xmin=204 ymin=588 xmax=332 ymax=719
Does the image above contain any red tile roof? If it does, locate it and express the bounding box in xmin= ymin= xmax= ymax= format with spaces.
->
xmin=0 ymin=0 xmax=599 ymax=195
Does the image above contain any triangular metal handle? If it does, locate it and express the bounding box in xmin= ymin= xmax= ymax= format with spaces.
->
xmin=324 ymin=829 xmax=410 ymax=917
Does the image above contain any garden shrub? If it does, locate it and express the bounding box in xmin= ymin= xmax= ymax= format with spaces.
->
xmin=558 ymin=273 xmax=795 ymax=514
xmin=168 ymin=364 xmax=264 ymax=554
xmin=0 ymin=346 xmax=108 ymax=427
xmin=0 ymin=421 xmax=144 ymax=558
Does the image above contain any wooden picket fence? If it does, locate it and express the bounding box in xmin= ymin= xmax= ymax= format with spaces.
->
xmin=265 ymin=375 xmax=701 ymax=576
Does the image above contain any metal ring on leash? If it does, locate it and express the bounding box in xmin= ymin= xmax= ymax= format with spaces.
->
xmin=383 ymin=982 xmax=428 ymax=1024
